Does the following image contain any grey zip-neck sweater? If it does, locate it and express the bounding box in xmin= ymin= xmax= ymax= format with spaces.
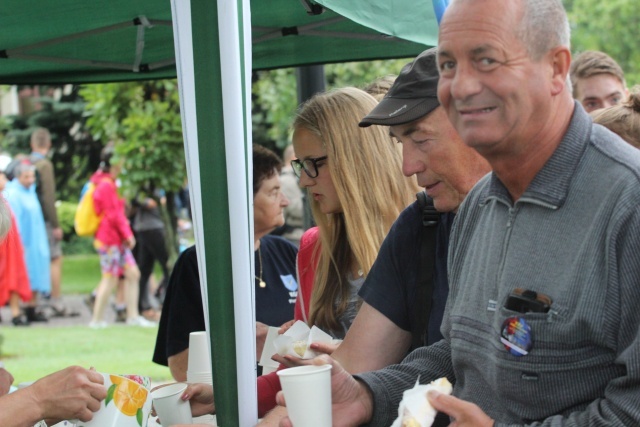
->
xmin=358 ymin=104 xmax=640 ymax=426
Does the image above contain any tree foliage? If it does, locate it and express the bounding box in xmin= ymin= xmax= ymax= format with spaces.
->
xmin=80 ymin=80 xmax=185 ymax=200
xmin=1 ymin=85 xmax=102 ymax=201
xmin=252 ymin=59 xmax=409 ymax=151
xmin=566 ymin=0 xmax=640 ymax=86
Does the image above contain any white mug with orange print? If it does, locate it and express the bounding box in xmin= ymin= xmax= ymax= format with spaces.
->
xmin=72 ymin=373 xmax=152 ymax=427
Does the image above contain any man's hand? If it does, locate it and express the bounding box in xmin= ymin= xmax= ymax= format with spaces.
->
xmin=427 ymin=391 xmax=494 ymax=427
xmin=0 ymin=367 xmax=14 ymax=396
xmin=52 ymin=227 xmax=63 ymax=241
xmin=124 ymin=236 xmax=136 ymax=249
xmin=276 ymin=355 xmax=373 ymax=427
xmin=30 ymin=366 xmax=106 ymax=423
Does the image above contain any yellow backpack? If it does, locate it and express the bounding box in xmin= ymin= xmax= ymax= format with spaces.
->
xmin=74 ymin=181 xmax=103 ymax=237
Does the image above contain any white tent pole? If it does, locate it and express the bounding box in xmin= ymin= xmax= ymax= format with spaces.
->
xmin=171 ymin=0 xmax=256 ymax=424
xmin=217 ymin=0 xmax=257 ymax=424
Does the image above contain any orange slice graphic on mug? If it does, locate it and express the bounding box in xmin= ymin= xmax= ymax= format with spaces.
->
xmin=107 ymin=375 xmax=148 ymax=425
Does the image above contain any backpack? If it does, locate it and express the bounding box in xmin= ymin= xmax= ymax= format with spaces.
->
xmin=411 ymin=191 xmax=441 ymax=350
xmin=74 ymin=181 xmax=103 ymax=237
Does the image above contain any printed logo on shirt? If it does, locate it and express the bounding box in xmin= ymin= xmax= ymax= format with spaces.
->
xmin=280 ymin=274 xmax=298 ymax=292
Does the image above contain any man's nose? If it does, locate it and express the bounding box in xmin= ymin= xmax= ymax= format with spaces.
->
xmin=402 ymin=144 xmax=425 ymax=177
xmin=449 ymin=65 xmax=482 ymax=101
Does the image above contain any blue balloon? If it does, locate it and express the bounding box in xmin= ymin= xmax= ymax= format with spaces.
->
xmin=432 ymin=0 xmax=450 ymax=24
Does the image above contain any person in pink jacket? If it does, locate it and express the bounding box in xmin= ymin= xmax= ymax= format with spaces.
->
xmin=89 ymin=149 xmax=155 ymax=328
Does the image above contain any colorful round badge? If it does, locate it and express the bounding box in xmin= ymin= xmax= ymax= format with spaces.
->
xmin=500 ymin=316 xmax=533 ymax=356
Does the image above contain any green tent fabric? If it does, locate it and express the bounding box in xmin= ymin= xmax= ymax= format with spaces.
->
xmin=315 ymin=0 xmax=439 ymax=46
xmin=0 ymin=0 xmax=435 ymax=84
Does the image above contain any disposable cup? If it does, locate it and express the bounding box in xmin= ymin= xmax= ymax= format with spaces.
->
xmin=188 ymin=331 xmax=212 ymax=374
xmin=277 ymin=365 xmax=332 ymax=427
xmin=186 ymin=371 xmax=213 ymax=384
xmin=151 ymin=383 xmax=193 ymax=426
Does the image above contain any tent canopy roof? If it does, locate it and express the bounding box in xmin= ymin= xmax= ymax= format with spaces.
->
xmin=0 ymin=0 xmax=434 ymax=85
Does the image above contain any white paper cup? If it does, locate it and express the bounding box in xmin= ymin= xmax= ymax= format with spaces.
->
xmin=186 ymin=371 xmax=213 ymax=385
xmin=151 ymin=383 xmax=193 ymax=426
xmin=277 ymin=365 xmax=332 ymax=427
xmin=188 ymin=331 xmax=212 ymax=374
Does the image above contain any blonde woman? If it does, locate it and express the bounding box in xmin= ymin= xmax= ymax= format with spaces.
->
xmin=257 ymin=87 xmax=418 ymax=415
xmin=291 ymin=87 xmax=418 ymax=338
xmin=178 ymin=87 xmax=418 ymax=419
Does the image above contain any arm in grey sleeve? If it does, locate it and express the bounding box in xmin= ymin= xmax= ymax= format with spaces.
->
xmin=355 ymin=339 xmax=455 ymax=427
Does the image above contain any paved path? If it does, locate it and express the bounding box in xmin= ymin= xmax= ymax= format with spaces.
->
xmin=0 ymin=293 xmax=161 ymax=327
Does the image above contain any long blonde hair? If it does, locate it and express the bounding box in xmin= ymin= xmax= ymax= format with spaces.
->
xmin=293 ymin=87 xmax=418 ymax=333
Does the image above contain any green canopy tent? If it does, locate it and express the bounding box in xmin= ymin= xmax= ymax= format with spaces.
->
xmin=0 ymin=0 xmax=431 ymax=84
xmin=0 ymin=1 xmax=440 ymax=424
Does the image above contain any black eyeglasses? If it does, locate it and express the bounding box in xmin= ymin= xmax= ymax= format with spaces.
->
xmin=291 ymin=155 xmax=328 ymax=178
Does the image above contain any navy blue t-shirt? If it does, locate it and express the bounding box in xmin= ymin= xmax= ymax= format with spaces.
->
xmin=358 ymin=201 xmax=454 ymax=347
xmin=153 ymin=235 xmax=298 ymax=367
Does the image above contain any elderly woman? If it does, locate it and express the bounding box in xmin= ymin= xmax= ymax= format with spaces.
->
xmin=3 ymin=161 xmax=50 ymax=322
xmin=153 ymin=144 xmax=298 ymax=381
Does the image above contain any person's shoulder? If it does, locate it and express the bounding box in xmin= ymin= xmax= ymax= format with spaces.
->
xmin=386 ymin=200 xmax=427 ymax=239
xmin=455 ymin=174 xmax=491 ymax=215
xmin=397 ymin=200 xmax=423 ymax=223
xmin=176 ymin=245 xmax=198 ymax=267
xmin=591 ymin=124 xmax=640 ymax=173
xmin=263 ymin=234 xmax=298 ymax=252
xmin=299 ymin=226 xmax=319 ymax=245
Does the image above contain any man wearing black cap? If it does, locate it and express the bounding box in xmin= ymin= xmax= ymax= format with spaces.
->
xmin=310 ymin=48 xmax=491 ymax=374
xmin=260 ymin=48 xmax=490 ymax=426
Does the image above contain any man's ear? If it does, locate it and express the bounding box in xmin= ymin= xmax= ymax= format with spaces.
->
xmin=549 ymin=46 xmax=571 ymax=96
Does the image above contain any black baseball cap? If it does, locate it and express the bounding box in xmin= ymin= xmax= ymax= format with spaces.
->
xmin=360 ymin=47 xmax=440 ymax=127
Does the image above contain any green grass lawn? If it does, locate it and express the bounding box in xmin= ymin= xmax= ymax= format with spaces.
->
xmin=62 ymin=253 xmax=102 ymax=294
xmin=0 ymin=326 xmax=172 ymax=385
xmin=0 ymin=254 xmax=173 ymax=384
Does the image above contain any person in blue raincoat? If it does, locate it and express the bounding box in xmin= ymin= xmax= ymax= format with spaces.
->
xmin=3 ymin=160 xmax=50 ymax=322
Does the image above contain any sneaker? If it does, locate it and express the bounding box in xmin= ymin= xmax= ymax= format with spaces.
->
xmin=141 ymin=308 xmax=161 ymax=322
xmin=88 ymin=320 xmax=108 ymax=329
xmin=115 ymin=308 xmax=127 ymax=323
xmin=84 ymin=294 xmax=96 ymax=313
xmin=25 ymin=307 xmax=48 ymax=322
xmin=12 ymin=315 xmax=30 ymax=326
xmin=126 ymin=316 xmax=157 ymax=328
xmin=50 ymin=303 xmax=81 ymax=318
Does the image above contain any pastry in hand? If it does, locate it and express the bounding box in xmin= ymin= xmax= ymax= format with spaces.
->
xmin=292 ymin=340 xmax=307 ymax=357
xmin=391 ymin=377 xmax=453 ymax=427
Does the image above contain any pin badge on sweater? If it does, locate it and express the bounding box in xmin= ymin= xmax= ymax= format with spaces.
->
xmin=501 ymin=316 xmax=533 ymax=356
